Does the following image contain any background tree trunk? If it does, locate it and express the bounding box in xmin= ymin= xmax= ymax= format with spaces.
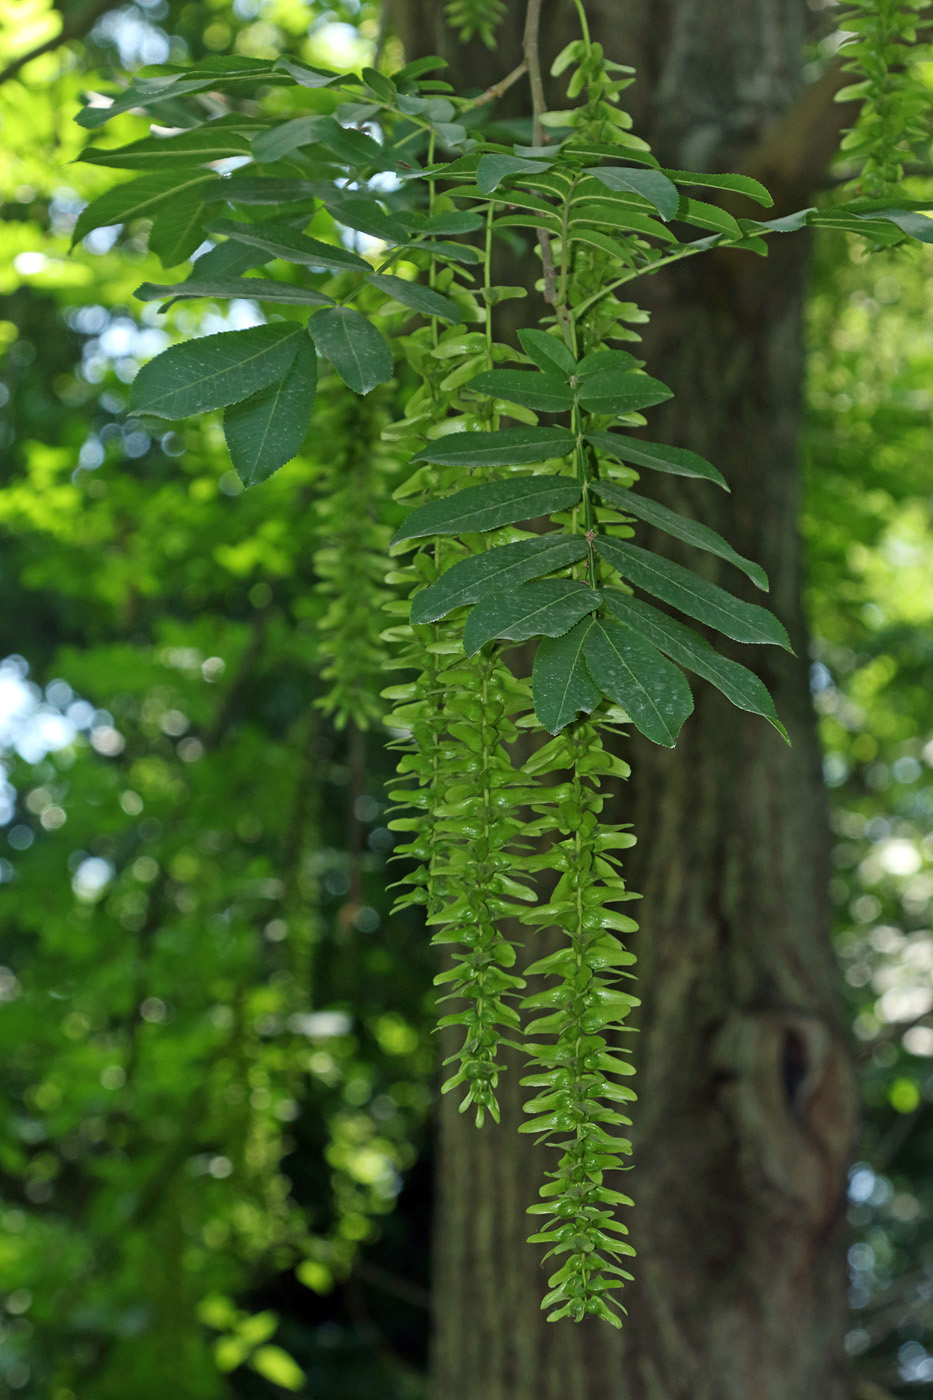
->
xmin=390 ymin=2 xmax=859 ymax=1395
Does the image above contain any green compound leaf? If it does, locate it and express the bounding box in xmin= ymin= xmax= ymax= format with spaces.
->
xmin=411 ymin=535 xmax=588 ymax=623
xmin=78 ymin=128 xmax=253 ymax=169
xmin=148 ymin=188 xmax=211 ymax=266
xmin=661 ymin=167 xmax=774 ymax=207
xmin=209 ymin=218 xmax=370 ymax=271
xmin=392 ymin=476 xmax=582 ymax=544
xmin=577 ymin=371 xmax=673 ymax=416
xmin=597 ymin=538 xmax=792 ymax=650
xmin=583 ymin=616 xmax=694 ymax=746
xmin=129 ymin=322 xmax=304 ymax=419
xmin=308 ymin=307 xmax=394 ymax=394
xmin=591 ymin=481 xmax=768 ymax=590
xmin=583 ymin=166 xmax=679 ymax=220
xmin=463 ymin=581 xmax=602 ymax=657
xmin=603 ymin=593 xmax=788 ymax=741
xmin=518 ymin=328 xmax=577 ymax=376
xmin=135 ymin=277 xmax=335 ymax=308
xmin=476 ymin=153 xmax=553 ymax=193
xmin=410 ymin=426 xmax=575 ymax=468
xmin=72 ymin=170 xmax=217 ymax=246
xmin=224 ymin=335 xmax=317 ymax=487
xmin=585 ymin=431 xmax=728 ymax=489
xmin=531 ymin=617 xmax=601 ymax=733
xmin=366 ymin=272 xmax=462 ymax=324
xmin=465 ymin=370 xmax=574 ymax=413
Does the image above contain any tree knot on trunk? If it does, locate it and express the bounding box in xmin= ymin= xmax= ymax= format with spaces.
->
xmin=711 ymin=1011 xmax=856 ymax=1226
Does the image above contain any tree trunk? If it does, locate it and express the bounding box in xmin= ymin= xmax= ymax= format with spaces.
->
xmin=390 ymin=3 xmax=859 ymax=1396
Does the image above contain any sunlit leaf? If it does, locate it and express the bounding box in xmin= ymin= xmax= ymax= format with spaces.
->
xmin=129 ymin=323 xmax=304 ymax=419
xmin=224 ymin=336 xmax=317 ymax=486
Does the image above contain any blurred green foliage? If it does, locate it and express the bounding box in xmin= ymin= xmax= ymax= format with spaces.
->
xmin=806 ymin=223 xmax=933 ymax=1391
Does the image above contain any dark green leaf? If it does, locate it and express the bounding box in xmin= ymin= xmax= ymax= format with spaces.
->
xmin=740 ymin=209 xmax=814 ymax=235
xmin=362 ymin=66 xmax=397 ymax=101
xmin=518 ymin=329 xmax=576 ymax=375
xmin=366 ymin=273 xmax=461 ymax=323
xmin=466 ymin=370 xmax=574 ymax=413
xmin=603 ymin=593 xmax=787 ymax=740
xmin=585 ymin=432 xmax=728 ymax=489
xmin=310 ymin=117 xmax=384 ymax=167
xmin=578 ymin=371 xmax=673 ymax=416
xmin=583 ymin=617 xmax=694 ymax=746
xmin=422 ymin=210 xmax=484 ymax=234
xmin=148 ymin=190 xmax=210 ymax=266
xmin=135 ymin=277 xmax=335 ymax=307
xmin=206 ymin=177 xmax=322 ymax=206
xmin=252 ymin=116 xmax=330 ymax=163
xmin=476 ymin=154 xmax=552 ymax=194
xmin=273 ymin=56 xmax=351 ymax=87
xmin=410 ymin=426 xmax=575 ymax=468
xmin=224 ymin=336 xmax=317 ymax=486
xmin=191 ymin=238 xmax=270 ymax=279
xmin=862 ymin=208 xmax=933 ymax=243
xmin=592 ymin=482 xmax=768 ymax=590
xmin=596 ymin=538 xmax=791 ymax=649
xmin=531 ymin=618 xmax=601 ymax=733
xmin=463 ymin=581 xmax=601 ymax=657
xmin=129 ymin=323 xmax=304 ymax=419
xmin=661 ymin=168 xmax=774 ymax=207
xmin=577 ymin=349 xmax=640 ymax=378
xmin=308 ymin=307 xmax=394 ymax=394
xmin=411 ymin=536 xmax=588 ymax=623
xmin=392 ymin=477 xmax=582 ymax=544
xmin=807 ymin=210 xmax=903 ymax=245
xmin=75 ymin=78 xmax=219 ymax=129
xmin=209 ymin=217 xmax=369 ymax=271
xmin=325 ymin=194 xmax=410 ymax=243
xmin=582 ymin=166 xmax=679 ymax=220
xmin=72 ymin=170 xmax=216 ymax=246
xmin=78 ymin=129 xmax=252 ymax=168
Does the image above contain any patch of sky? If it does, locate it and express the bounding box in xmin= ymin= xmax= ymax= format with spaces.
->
xmin=90 ymin=8 xmax=171 ymax=68
xmin=0 ymin=659 xmax=126 ymax=830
